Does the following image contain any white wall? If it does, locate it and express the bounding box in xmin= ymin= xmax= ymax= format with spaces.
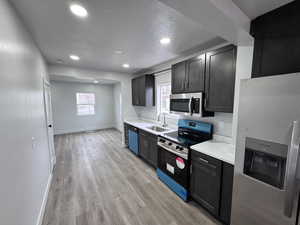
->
xmin=113 ymin=82 xmax=122 ymax=131
xmin=0 ymin=1 xmax=51 ymax=225
xmin=51 ymin=81 xmax=115 ymax=135
xmin=48 ymin=65 xmax=139 ymax=133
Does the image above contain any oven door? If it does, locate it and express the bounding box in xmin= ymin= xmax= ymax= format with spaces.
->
xmin=157 ymin=145 xmax=189 ymax=189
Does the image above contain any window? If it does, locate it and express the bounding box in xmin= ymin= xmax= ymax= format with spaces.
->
xmin=76 ymin=93 xmax=95 ymax=116
xmin=158 ymin=83 xmax=171 ymax=114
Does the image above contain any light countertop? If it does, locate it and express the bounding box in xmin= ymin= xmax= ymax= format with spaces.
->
xmin=124 ymin=118 xmax=176 ymax=136
xmin=191 ymin=140 xmax=235 ymax=165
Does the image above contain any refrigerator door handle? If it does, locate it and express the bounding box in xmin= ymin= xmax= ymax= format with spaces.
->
xmin=284 ymin=120 xmax=300 ymax=217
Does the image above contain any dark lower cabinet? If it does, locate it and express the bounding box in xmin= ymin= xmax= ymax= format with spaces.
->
xmin=190 ymin=151 xmax=234 ymax=224
xmin=220 ymin=163 xmax=234 ymax=224
xmin=124 ymin=123 xmax=129 ymax=146
xmin=139 ymin=130 xmax=158 ymax=167
xmin=205 ymin=45 xmax=236 ymax=113
xmin=190 ymin=151 xmax=222 ymax=216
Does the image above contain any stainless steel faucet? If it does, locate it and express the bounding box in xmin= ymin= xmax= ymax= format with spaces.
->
xmin=157 ymin=113 xmax=168 ymax=127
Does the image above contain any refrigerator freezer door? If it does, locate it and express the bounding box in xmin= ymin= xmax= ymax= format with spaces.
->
xmin=232 ymin=73 xmax=300 ymax=225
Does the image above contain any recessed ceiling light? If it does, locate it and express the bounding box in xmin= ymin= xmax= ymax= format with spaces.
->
xmin=115 ymin=50 xmax=123 ymax=54
xmin=69 ymin=3 xmax=88 ymax=18
xmin=160 ymin=37 xmax=171 ymax=45
xmin=94 ymin=80 xmax=99 ymax=84
xmin=122 ymin=64 xmax=130 ymax=68
xmin=69 ymin=54 xmax=80 ymax=61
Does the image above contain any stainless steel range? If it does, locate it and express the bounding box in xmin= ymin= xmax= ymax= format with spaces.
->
xmin=157 ymin=119 xmax=213 ymax=201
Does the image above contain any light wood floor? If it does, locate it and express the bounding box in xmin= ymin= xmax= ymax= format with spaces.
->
xmin=42 ymin=129 xmax=220 ymax=225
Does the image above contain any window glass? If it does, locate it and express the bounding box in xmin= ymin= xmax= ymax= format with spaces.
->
xmin=76 ymin=93 xmax=95 ymax=115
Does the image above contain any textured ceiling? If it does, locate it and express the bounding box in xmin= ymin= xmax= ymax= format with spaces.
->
xmin=10 ymin=0 xmax=220 ymax=73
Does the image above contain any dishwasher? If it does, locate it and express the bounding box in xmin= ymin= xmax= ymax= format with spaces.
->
xmin=128 ymin=126 xmax=139 ymax=155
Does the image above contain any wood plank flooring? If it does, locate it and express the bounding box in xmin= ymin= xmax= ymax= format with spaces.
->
xmin=42 ymin=129 xmax=220 ymax=225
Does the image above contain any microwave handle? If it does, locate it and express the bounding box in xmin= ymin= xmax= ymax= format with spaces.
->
xmin=189 ymin=98 xmax=193 ymax=116
xmin=284 ymin=120 xmax=300 ymax=217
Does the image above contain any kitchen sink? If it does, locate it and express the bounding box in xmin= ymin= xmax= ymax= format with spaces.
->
xmin=147 ymin=126 xmax=168 ymax=132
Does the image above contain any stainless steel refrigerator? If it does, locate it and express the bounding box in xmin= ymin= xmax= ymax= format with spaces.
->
xmin=231 ymin=73 xmax=300 ymax=225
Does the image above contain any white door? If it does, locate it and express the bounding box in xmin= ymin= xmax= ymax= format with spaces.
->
xmin=44 ymin=81 xmax=56 ymax=173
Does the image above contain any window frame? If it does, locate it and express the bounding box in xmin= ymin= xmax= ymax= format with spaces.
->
xmin=76 ymin=92 xmax=96 ymax=116
xmin=155 ymin=70 xmax=179 ymax=120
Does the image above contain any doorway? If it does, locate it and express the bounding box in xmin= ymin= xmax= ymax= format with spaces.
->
xmin=44 ymin=80 xmax=56 ymax=173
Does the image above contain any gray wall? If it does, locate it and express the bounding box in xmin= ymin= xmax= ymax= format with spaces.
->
xmin=113 ymin=82 xmax=122 ymax=131
xmin=0 ymin=1 xmax=51 ymax=225
xmin=51 ymin=81 xmax=115 ymax=135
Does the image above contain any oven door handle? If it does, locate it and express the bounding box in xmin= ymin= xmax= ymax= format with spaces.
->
xmin=157 ymin=142 xmax=188 ymax=160
xmin=284 ymin=120 xmax=300 ymax=217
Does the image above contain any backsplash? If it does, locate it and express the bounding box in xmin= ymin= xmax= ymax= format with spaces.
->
xmin=134 ymin=106 xmax=233 ymax=138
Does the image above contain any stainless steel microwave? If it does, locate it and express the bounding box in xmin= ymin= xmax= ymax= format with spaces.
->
xmin=170 ymin=93 xmax=208 ymax=117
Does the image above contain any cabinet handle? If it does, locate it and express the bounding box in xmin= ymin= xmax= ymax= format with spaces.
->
xmin=198 ymin=157 xmax=209 ymax=164
xmin=190 ymin=165 xmax=193 ymax=174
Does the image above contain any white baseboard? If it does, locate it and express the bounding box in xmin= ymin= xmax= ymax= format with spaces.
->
xmin=36 ymin=173 xmax=53 ymax=225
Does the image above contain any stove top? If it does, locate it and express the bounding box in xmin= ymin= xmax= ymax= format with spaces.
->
xmin=160 ymin=119 xmax=213 ymax=147
xmin=162 ymin=131 xmax=200 ymax=147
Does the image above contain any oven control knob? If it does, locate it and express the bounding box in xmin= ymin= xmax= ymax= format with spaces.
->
xmin=180 ymin=147 xmax=184 ymax=151
xmin=176 ymin=146 xmax=180 ymax=149
xmin=168 ymin=142 xmax=172 ymax=146
xmin=160 ymin=139 xmax=166 ymax=143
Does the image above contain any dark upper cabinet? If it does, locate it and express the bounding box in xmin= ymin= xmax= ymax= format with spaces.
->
xmin=132 ymin=74 xmax=155 ymax=106
xmin=205 ymin=45 xmax=236 ymax=113
xmin=186 ymin=55 xmax=206 ymax=93
xmin=171 ymin=55 xmax=206 ymax=94
xmin=190 ymin=151 xmax=222 ymax=217
xmin=251 ymin=1 xmax=300 ymax=78
xmin=171 ymin=61 xmax=186 ymax=94
xmin=139 ymin=130 xmax=157 ymax=167
xmin=132 ymin=78 xmax=139 ymax=105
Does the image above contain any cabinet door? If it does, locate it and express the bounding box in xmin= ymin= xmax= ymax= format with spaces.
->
xmin=205 ymin=45 xmax=236 ymax=113
xmin=172 ymin=61 xmax=187 ymax=94
xmin=252 ymin=36 xmax=300 ymax=78
xmin=220 ymin=163 xmax=234 ymax=224
xmin=124 ymin=123 xmax=129 ymax=146
xmin=148 ymin=136 xmax=158 ymax=167
xmin=139 ymin=132 xmax=149 ymax=160
xmin=186 ymin=55 xmax=205 ymax=93
xmin=137 ymin=76 xmax=146 ymax=106
xmin=132 ymin=78 xmax=139 ymax=105
xmin=190 ymin=152 xmax=222 ymax=216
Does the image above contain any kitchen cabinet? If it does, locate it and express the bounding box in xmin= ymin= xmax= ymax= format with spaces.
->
xmin=220 ymin=162 xmax=234 ymax=224
xmin=139 ymin=130 xmax=158 ymax=167
xmin=171 ymin=55 xmax=205 ymax=94
xmin=124 ymin=123 xmax=129 ymax=146
xmin=190 ymin=151 xmax=234 ymax=224
xmin=251 ymin=1 xmax=300 ymax=78
xmin=132 ymin=74 xmax=155 ymax=106
xmin=205 ymin=45 xmax=236 ymax=113
xmin=171 ymin=61 xmax=186 ymax=94
xmin=186 ymin=55 xmax=206 ymax=93
xmin=190 ymin=151 xmax=222 ymax=216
